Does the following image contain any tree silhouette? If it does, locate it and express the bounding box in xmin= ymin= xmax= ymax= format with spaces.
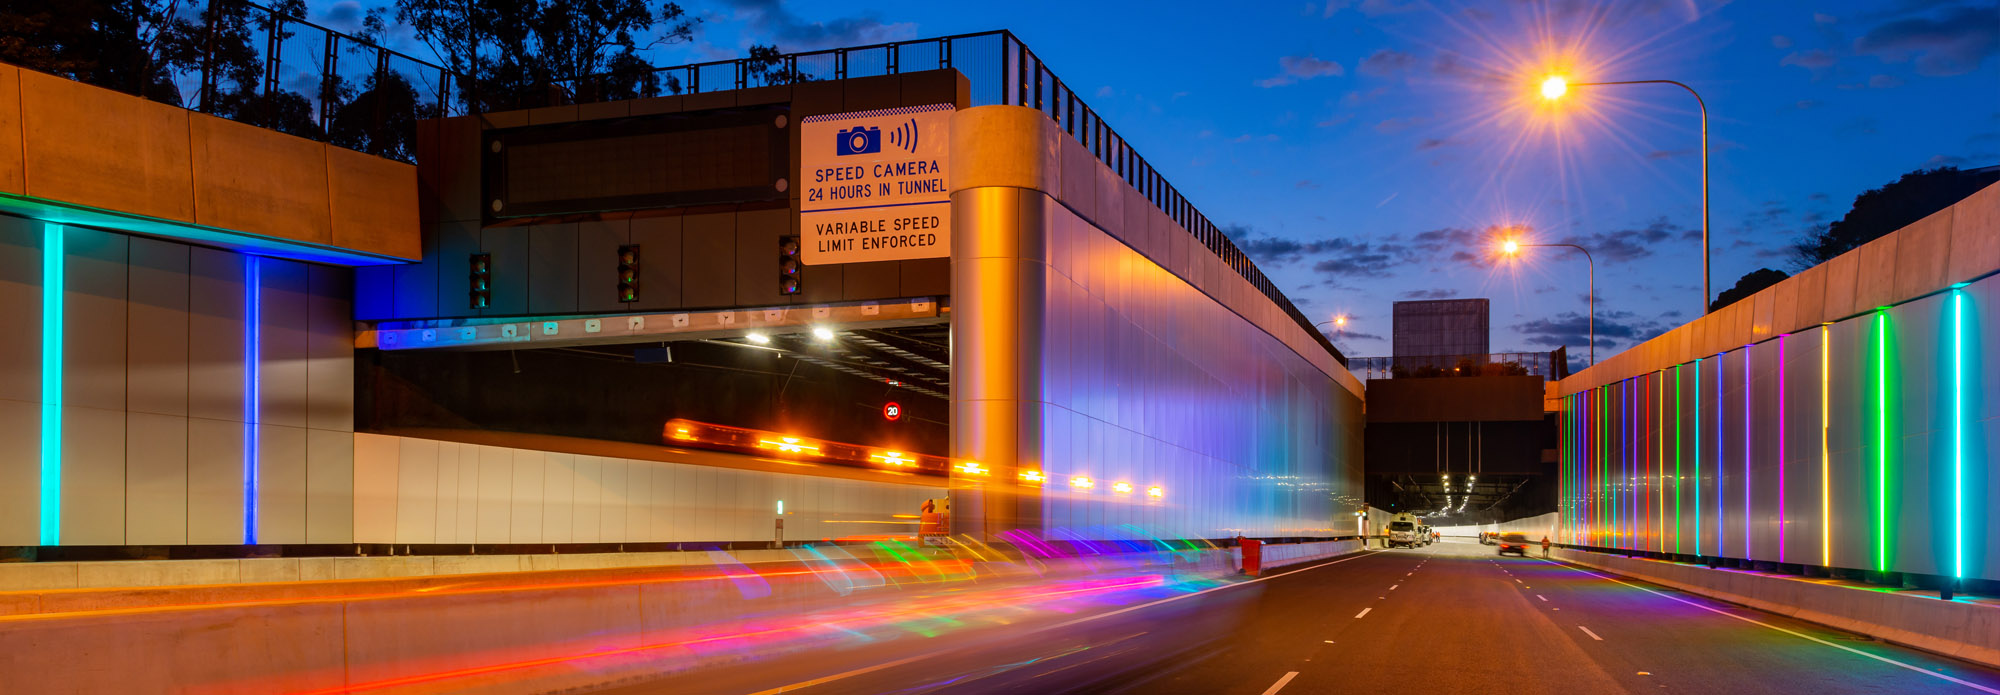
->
xmin=1792 ymin=166 xmax=2000 ymax=269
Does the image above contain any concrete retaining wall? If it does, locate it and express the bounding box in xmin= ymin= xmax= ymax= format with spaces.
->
xmin=1553 ymin=548 xmax=2000 ymax=670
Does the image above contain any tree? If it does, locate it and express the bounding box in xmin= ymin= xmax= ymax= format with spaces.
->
xmin=1709 ymin=267 xmax=1789 ymax=313
xmin=0 ymin=0 xmax=186 ymax=104
xmin=396 ymin=0 xmax=700 ymax=112
xmin=1792 ymin=166 xmax=2000 ymax=269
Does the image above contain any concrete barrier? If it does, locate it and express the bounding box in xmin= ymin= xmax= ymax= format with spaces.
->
xmin=1553 ymin=549 xmax=2000 ymax=670
xmin=0 ymin=541 xmax=1357 ymax=694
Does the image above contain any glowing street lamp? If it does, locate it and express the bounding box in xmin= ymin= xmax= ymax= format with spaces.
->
xmin=1540 ymin=74 xmax=1710 ymax=315
xmin=1502 ymin=237 xmax=1597 ymax=365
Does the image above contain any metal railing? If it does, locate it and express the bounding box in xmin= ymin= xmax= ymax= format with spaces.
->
xmin=557 ymin=31 xmax=1348 ymax=366
xmin=1347 ymin=352 xmax=1565 ymax=381
xmin=43 ymin=11 xmax=1343 ymax=366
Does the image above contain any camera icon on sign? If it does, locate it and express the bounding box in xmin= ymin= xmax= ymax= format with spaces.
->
xmin=836 ymin=125 xmax=881 ymax=156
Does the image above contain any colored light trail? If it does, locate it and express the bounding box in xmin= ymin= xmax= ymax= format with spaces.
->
xmin=40 ymin=223 xmax=63 ymax=546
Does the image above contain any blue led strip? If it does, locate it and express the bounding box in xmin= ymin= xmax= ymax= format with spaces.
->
xmin=40 ymin=224 xmax=64 ymax=546
xmin=244 ymin=256 xmax=260 ymax=545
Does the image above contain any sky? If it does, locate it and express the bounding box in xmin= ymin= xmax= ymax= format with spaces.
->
xmin=314 ymin=0 xmax=2000 ymax=365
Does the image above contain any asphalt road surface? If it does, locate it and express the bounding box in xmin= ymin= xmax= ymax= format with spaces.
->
xmin=610 ymin=538 xmax=2000 ymax=694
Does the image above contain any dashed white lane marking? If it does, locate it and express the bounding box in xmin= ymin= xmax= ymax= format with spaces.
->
xmin=1578 ymin=625 xmax=1604 ymax=641
xmin=1535 ymin=558 xmax=2000 ymax=695
xmin=1323 ymin=640 xmax=1335 ymax=644
xmin=1537 ymin=595 xmax=1548 ymax=602
xmin=1390 ymin=585 xmax=1399 ymax=590
xmin=1261 ymin=672 xmax=1300 ymax=695
xmin=1355 ymin=607 xmax=1372 ymax=618
xmin=1514 ymin=579 xmax=1523 ymax=583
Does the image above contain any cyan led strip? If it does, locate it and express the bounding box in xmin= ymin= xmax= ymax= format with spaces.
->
xmin=244 ymin=256 xmax=260 ymax=545
xmin=40 ymin=223 xmax=63 ymax=546
xmin=1952 ymin=289 xmax=1963 ymax=579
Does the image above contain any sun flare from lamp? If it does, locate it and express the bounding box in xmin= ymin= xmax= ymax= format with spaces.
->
xmin=1541 ymin=75 xmax=1568 ymax=100
xmin=1334 ymin=315 xmax=1348 ymax=328
xmin=1502 ymin=239 xmax=1520 ymax=255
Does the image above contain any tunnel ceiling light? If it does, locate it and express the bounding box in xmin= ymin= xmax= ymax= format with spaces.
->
xmin=746 ymin=332 xmax=771 ymax=345
xmin=812 ymin=326 xmax=836 ymax=341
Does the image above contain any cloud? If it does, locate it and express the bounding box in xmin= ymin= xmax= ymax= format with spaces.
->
xmin=1316 ymin=113 xmax=1357 ymax=128
xmin=1341 ymin=87 xmax=1391 ymax=107
xmin=1513 ymin=310 xmax=1670 ymax=351
xmin=1854 ymin=5 xmax=2000 ymax=76
xmin=1771 ymin=35 xmax=1794 ymax=49
xmin=1647 ymin=148 xmax=1696 ymax=159
xmin=1868 ymin=73 xmax=1906 ymax=88
xmin=1374 ymin=116 xmax=1425 ymax=134
xmin=1780 ymin=49 xmax=1839 ymax=70
xmin=1236 ymin=233 xmax=1369 ymax=266
xmin=1794 ymin=99 xmax=1824 ymax=110
xmin=1258 ymin=54 xmax=1346 ymax=87
xmin=1358 ymin=49 xmax=1418 ymax=77
xmin=722 ymin=0 xmax=917 ymax=51
xmin=1551 ymin=217 xmax=1696 ymax=264
xmin=1297 ymin=179 xmax=1322 ymax=190
xmin=1836 ymin=116 xmax=1881 ymax=137
xmin=1357 ymin=0 xmax=1424 ymax=16
xmin=1416 ymin=136 xmax=1467 ymax=151
xmin=1095 ymin=85 xmax=1114 ymax=98
xmin=1400 ymin=288 xmax=1461 ymax=299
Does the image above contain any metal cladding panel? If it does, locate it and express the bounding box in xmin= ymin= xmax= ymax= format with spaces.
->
xmin=733 ymin=208 xmax=788 ymax=306
xmin=528 ymin=223 xmax=579 ymax=315
xmin=255 ymin=423 xmax=308 ymax=544
xmin=431 ymin=442 xmax=463 ymax=543
xmin=393 ymin=436 xmax=439 ymax=545
xmin=1561 ymin=270 xmax=2000 ymax=582
xmin=434 ymin=220 xmax=481 ymax=318
xmin=259 ymin=259 xmax=310 ymax=429
xmin=481 ymin=226 xmax=529 ymax=316
xmin=187 ymin=247 xmax=245 ymax=423
xmin=63 ymin=227 xmax=127 ymax=412
xmin=0 ymin=399 xmax=40 ymax=544
xmin=391 ymin=225 xmax=439 ymax=320
xmin=575 ymin=219 xmax=629 ymax=314
xmin=304 ymin=428 xmax=354 ymax=544
xmin=185 ymin=415 xmax=245 ymax=544
xmin=126 ymin=237 xmax=190 ymax=417
xmin=501 ymin=446 xmax=536 ymax=544
xmin=60 ymin=405 xmax=124 ymax=544
xmin=680 ymin=212 xmax=735 ymax=309
xmin=628 ymin=215 xmax=683 ymax=312
xmin=125 ymin=411 xmax=189 ymax=545
xmin=0 ymin=215 xmax=39 ymax=403
xmin=305 ymin=265 xmax=354 ymax=433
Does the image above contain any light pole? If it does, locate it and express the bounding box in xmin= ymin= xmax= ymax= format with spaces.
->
xmin=1503 ymin=239 xmax=1597 ymax=365
xmin=1541 ymin=76 xmax=1710 ymax=315
xmin=1313 ymin=314 xmax=1349 ymax=341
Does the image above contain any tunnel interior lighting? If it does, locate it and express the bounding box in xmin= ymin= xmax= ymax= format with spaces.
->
xmin=1821 ymin=324 xmax=1831 ymax=567
xmin=812 ymin=326 xmax=835 ymax=341
xmin=1148 ymin=486 xmax=1164 ymax=499
xmin=746 ymin=332 xmax=771 ymax=345
xmin=40 ymin=223 xmax=62 ymax=546
xmin=1070 ymin=476 xmax=1095 ymax=490
xmin=1112 ymin=481 xmax=1134 ymax=494
xmin=776 ymin=500 xmax=784 ymax=515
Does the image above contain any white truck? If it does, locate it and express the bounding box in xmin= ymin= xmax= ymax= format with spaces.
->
xmin=1385 ymin=513 xmax=1424 ymax=548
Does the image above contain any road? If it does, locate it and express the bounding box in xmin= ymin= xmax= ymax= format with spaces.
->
xmin=612 ymin=538 xmax=2000 ymax=694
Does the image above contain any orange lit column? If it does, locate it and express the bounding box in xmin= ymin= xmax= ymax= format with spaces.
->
xmin=947 ymin=106 xmax=1060 ymax=540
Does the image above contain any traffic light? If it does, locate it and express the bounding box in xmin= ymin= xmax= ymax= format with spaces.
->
xmin=778 ymin=234 xmax=801 ymax=295
xmin=469 ymin=253 xmax=491 ymax=309
xmin=617 ymin=244 xmax=640 ymax=303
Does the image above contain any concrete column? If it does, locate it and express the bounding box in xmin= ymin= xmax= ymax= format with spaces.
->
xmin=948 ymin=106 xmax=1060 ymax=540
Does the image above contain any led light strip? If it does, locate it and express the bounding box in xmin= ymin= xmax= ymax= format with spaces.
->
xmin=1694 ymin=359 xmax=1701 ymax=557
xmin=1745 ymin=343 xmax=1753 ymax=560
xmin=244 ymin=257 xmax=261 ymax=545
xmin=1952 ymin=290 xmax=1963 ymax=580
xmin=1778 ymin=333 xmax=1787 ymax=565
xmin=40 ymin=223 xmax=63 ymax=546
xmin=1876 ymin=311 xmax=1888 ymax=572
xmin=1674 ymin=364 xmax=1682 ymax=554
xmin=1821 ymin=324 xmax=1830 ymax=567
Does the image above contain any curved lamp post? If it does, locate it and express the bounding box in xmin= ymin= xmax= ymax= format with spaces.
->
xmin=1504 ymin=239 xmax=1597 ymax=365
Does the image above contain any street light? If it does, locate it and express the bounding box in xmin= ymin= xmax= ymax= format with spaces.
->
xmin=1502 ymin=238 xmax=1597 ymax=364
xmin=1541 ymin=74 xmax=1710 ymax=315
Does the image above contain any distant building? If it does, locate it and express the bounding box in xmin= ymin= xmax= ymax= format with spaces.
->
xmin=1393 ymin=298 xmax=1490 ymax=358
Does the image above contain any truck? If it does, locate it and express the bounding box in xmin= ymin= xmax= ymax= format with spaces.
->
xmin=1385 ymin=513 xmax=1424 ymax=548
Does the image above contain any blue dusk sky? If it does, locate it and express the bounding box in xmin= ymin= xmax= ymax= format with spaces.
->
xmin=318 ymin=0 xmax=2000 ymax=364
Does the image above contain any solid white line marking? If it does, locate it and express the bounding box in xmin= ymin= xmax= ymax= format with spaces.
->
xmin=1261 ymin=672 xmax=1300 ymax=695
xmin=1537 ymin=595 xmax=1548 ymax=602
xmin=1578 ymin=625 xmax=1604 ymax=641
xmin=1355 ymin=607 xmax=1372 ymax=618
xmin=1534 ymin=558 xmax=2000 ymax=695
